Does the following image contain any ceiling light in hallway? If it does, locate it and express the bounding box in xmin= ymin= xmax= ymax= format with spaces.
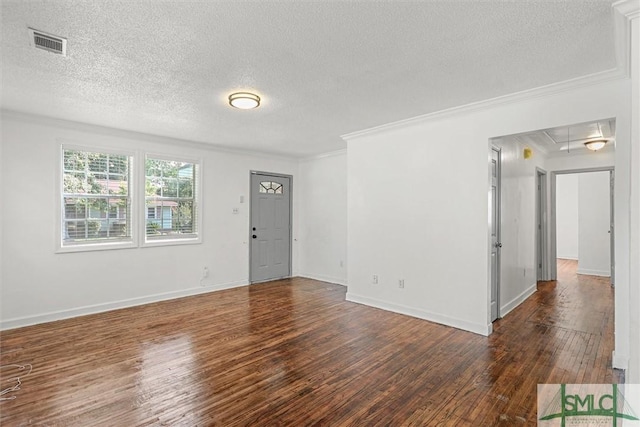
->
xmin=584 ymin=139 xmax=607 ymax=151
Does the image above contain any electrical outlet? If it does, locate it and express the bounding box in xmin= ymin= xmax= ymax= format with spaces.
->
xmin=372 ymin=275 xmax=378 ymax=284
xmin=398 ymin=279 xmax=405 ymax=289
xmin=203 ymin=267 xmax=210 ymax=279
xmin=340 ymin=260 xmax=344 ymax=268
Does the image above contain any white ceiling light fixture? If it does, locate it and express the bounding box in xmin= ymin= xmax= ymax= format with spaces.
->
xmin=228 ymin=92 xmax=260 ymax=109
xmin=584 ymin=139 xmax=607 ymax=151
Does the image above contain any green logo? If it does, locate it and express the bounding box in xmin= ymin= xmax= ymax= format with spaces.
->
xmin=538 ymin=384 xmax=639 ymax=426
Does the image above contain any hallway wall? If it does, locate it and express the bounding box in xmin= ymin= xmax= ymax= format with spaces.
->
xmin=556 ymin=174 xmax=579 ymax=259
xmin=492 ymin=136 xmax=545 ymax=316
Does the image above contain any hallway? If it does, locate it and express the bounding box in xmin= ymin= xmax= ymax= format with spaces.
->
xmin=493 ymin=258 xmax=621 ymax=383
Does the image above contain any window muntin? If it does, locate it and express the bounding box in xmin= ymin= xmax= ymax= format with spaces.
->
xmin=259 ymin=181 xmax=283 ymax=194
xmin=62 ymin=149 xmax=131 ymax=246
xmin=145 ymin=158 xmax=198 ymax=241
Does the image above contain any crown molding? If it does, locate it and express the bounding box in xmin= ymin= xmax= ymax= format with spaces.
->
xmin=613 ymin=0 xmax=640 ymax=18
xmin=341 ymin=67 xmax=626 ymax=142
xmin=0 ymin=109 xmax=301 ymax=161
xmin=343 ymin=3 xmax=636 ymax=143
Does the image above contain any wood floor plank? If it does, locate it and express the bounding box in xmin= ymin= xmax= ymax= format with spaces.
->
xmin=0 ymin=261 xmax=623 ymax=426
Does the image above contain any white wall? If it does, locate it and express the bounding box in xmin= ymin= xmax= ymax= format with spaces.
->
xmin=629 ymin=8 xmax=640 ymax=386
xmin=577 ymin=171 xmax=611 ymax=276
xmin=546 ymin=149 xmax=616 ymax=171
xmin=298 ymin=151 xmax=347 ymax=285
xmin=556 ymin=174 xmax=579 ymax=260
xmin=0 ymin=115 xmax=3 ymax=325
xmin=345 ymin=77 xmax=631 ymax=338
xmin=492 ymin=136 xmax=545 ymax=316
xmin=0 ymin=112 xmax=300 ymax=329
xmin=622 ymin=1 xmax=640 ymax=384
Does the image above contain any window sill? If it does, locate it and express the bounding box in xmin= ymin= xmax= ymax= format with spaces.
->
xmin=57 ymin=240 xmax=137 ymax=254
xmin=142 ymin=236 xmax=201 ymax=248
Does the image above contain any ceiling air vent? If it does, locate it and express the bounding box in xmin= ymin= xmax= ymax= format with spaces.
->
xmin=28 ymin=28 xmax=67 ymax=56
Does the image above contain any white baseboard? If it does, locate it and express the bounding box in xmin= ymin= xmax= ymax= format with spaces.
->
xmin=500 ymin=283 xmax=537 ymax=317
xmin=298 ymin=273 xmax=347 ymax=286
xmin=557 ymin=256 xmax=579 ymax=261
xmin=345 ymin=293 xmax=491 ymax=336
xmin=0 ymin=279 xmax=247 ymax=330
xmin=577 ymin=268 xmax=611 ymax=277
xmin=612 ymin=351 xmax=629 ymax=370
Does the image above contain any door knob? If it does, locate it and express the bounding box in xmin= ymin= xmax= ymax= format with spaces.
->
xmin=252 ymin=235 xmax=257 ymax=239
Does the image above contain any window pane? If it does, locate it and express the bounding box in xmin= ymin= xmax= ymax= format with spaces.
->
xmin=65 ymin=220 xmax=86 ymax=240
xmin=177 ymin=178 xmax=193 ymax=198
xmin=175 ymin=200 xmax=194 ymax=233
xmin=64 ymin=197 xmax=87 ymax=218
xmin=145 ymin=157 xmax=198 ymax=240
xmin=63 ymin=151 xmax=82 ymax=171
xmin=63 ymin=173 xmax=83 ymax=194
xmin=109 ymin=155 xmax=128 ymax=175
xmin=163 ymin=178 xmax=178 ymax=197
xmin=62 ymin=149 xmax=131 ymax=246
xmin=110 ymin=180 xmax=128 ymax=195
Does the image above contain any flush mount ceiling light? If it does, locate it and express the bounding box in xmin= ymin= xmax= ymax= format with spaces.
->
xmin=228 ymin=92 xmax=260 ymax=109
xmin=584 ymin=139 xmax=607 ymax=151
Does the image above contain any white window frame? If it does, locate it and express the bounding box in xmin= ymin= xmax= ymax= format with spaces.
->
xmin=141 ymin=153 xmax=202 ymax=247
xmin=56 ymin=143 xmax=138 ymax=253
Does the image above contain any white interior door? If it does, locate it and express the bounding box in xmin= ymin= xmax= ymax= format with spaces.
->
xmin=490 ymin=148 xmax=501 ymax=322
xmin=250 ymin=172 xmax=291 ymax=283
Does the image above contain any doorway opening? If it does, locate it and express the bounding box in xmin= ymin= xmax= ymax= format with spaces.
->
xmin=488 ymin=118 xmax=616 ymax=326
xmin=551 ymin=168 xmax=614 ymax=285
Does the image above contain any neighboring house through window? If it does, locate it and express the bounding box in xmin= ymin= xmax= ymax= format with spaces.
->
xmin=145 ymin=156 xmax=199 ymax=242
xmin=60 ymin=147 xmax=200 ymax=251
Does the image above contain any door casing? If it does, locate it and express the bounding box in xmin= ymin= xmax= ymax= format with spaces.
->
xmin=490 ymin=146 xmax=502 ymax=322
xmin=536 ymin=168 xmax=549 ymax=281
xmin=549 ymin=167 xmax=615 ymax=282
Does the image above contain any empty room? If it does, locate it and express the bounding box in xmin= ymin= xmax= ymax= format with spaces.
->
xmin=1 ymin=1 xmax=639 ymax=425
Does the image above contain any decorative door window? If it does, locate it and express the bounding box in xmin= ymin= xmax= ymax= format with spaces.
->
xmin=259 ymin=181 xmax=283 ymax=194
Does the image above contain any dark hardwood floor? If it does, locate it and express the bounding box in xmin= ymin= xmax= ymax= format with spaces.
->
xmin=0 ymin=260 xmax=622 ymax=426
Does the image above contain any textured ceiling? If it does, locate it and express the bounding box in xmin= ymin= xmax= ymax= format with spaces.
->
xmin=507 ymin=119 xmax=616 ymax=156
xmin=1 ymin=1 xmax=617 ymax=157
